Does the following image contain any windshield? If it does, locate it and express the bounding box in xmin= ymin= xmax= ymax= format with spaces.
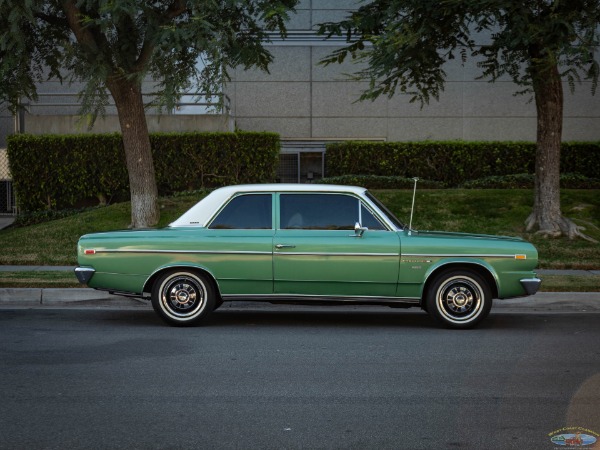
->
xmin=366 ymin=191 xmax=405 ymax=230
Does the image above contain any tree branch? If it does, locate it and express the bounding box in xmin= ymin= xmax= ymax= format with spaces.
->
xmin=62 ymin=0 xmax=117 ymax=76
xmin=134 ymin=38 xmax=157 ymax=73
xmin=165 ymin=0 xmax=188 ymax=20
xmin=34 ymin=12 xmax=69 ymax=28
xmin=61 ymin=0 xmax=100 ymax=54
xmin=134 ymin=1 xmax=188 ymax=72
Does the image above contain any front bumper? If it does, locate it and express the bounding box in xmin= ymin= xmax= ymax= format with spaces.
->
xmin=74 ymin=267 xmax=95 ymax=284
xmin=520 ymin=277 xmax=542 ymax=296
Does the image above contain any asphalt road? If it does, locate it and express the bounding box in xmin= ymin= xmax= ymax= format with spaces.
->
xmin=0 ymin=306 xmax=599 ymax=450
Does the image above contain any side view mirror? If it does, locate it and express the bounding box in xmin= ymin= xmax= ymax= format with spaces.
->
xmin=353 ymin=222 xmax=367 ymax=237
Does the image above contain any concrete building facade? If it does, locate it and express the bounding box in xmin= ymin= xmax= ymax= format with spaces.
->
xmin=226 ymin=0 xmax=600 ymax=143
xmin=1 ymin=0 xmax=599 ymax=206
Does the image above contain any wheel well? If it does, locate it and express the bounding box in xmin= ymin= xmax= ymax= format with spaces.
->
xmin=144 ymin=266 xmax=221 ymax=299
xmin=422 ymin=263 xmax=498 ymax=305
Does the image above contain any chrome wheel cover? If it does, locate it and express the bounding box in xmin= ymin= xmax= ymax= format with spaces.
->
xmin=436 ymin=276 xmax=483 ymax=323
xmin=160 ymin=274 xmax=205 ymax=319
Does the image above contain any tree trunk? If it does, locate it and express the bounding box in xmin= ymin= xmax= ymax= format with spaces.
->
xmin=107 ymin=79 xmax=159 ymax=228
xmin=525 ymin=61 xmax=594 ymax=241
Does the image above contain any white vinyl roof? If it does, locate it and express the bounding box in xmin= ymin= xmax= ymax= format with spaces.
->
xmin=169 ymin=184 xmax=367 ymax=228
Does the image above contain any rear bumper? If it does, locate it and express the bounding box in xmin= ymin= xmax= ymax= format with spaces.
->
xmin=74 ymin=267 xmax=95 ymax=284
xmin=520 ymin=277 xmax=542 ymax=296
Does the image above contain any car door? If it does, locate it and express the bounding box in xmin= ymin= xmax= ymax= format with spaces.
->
xmin=273 ymin=193 xmax=400 ymax=297
xmin=200 ymin=193 xmax=274 ymax=295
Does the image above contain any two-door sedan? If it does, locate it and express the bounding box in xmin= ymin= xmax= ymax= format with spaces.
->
xmin=75 ymin=184 xmax=541 ymax=328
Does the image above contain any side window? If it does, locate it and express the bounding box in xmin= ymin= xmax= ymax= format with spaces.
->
xmin=280 ymin=194 xmax=358 ymax=230
xmin=361 ymin=204 xmax=386 ymax=230
xmin=209 ymin=194 xmax=272 ymax=229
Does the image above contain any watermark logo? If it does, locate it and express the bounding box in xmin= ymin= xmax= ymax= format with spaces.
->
xmin=549 ymin=427 xmax=598 ymax=447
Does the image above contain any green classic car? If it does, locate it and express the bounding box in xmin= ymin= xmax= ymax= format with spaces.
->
xmin=75 ymin=184 xmax=541 ymax=328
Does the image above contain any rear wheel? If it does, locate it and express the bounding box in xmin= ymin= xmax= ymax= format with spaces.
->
xmin=151 ymin=270 xmax=215 ymax=326
xmin=426 ymin=270 xmax=493 ymax=329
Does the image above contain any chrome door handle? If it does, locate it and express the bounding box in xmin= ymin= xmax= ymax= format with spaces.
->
xmin=275 ymin=244 xmax=296 ymax=249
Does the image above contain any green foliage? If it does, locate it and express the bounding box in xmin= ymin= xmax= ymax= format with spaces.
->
xmin=318 ymin=0 xmax=600 ymax=104
xmin=320 ymin=175 xmax=443 ymax=189
xmin=12 ymin=206 xmax=104 ymax=228
xmin=325 ymin=141 xmax=600 ymax=187
xmin=7 ymin=133 xmax=126 ymax=211
xmin=0 ymin=1 xmax=298 ymax=115
xmin=7 ymin=132 xmax=279 ymax=212
xmin=152 ymin=131 xmax=279 ymax=193
xmin=0 ymin=0 xmax=297 ymax=228
xmin=462 ymin=173 xmax=600 ymax=190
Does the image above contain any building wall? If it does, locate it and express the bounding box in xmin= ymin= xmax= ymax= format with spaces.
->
xmin=2 ymin=2 xmax=598 ymax=147
xmin=23 ymin=114 xmax=235 ymax=135
xmin=0 ymin=107 xmax=12 ymax=148
xmin=226 ymin=0 xmax=600 ymax=142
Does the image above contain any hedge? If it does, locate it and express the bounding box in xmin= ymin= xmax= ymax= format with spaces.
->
xmin=325 ymin=141 xmax=600 ymax=187
xmin=7 ymin=131 xmax=280 ymax=212
xmin=320 ymin=175 xmax=444 ymax=189
xmin=462 ymin=173 xmax=600 ymax=189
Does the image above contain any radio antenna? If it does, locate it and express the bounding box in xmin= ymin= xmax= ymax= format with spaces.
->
xmin=408 ymin=177 xmax=419 ymax=235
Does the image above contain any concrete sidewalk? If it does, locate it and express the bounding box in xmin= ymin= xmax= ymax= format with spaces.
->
xmin=0 ymin=265 xmax=76 ymax=272
xmin=0 ymin=216 xmax=14 ymax=230
xmin=0 ymin=288 xmax=599 ymax=312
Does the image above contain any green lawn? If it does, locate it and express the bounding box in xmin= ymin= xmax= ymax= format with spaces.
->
xmin=375 ymin=189 xmax=600 ymax=269
xmin=0 ymin=189 xmax=598 ymax=269
xmin=0 ymin=194 xmax=203 ymax=266
xmin=0 ymin=271 xmax=80 ymax=288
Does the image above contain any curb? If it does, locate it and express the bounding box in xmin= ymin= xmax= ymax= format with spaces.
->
xmin=0 ymin=288 xmax=147 ymax=307
xmin=1 ymin=288 xmax=600 ymax=311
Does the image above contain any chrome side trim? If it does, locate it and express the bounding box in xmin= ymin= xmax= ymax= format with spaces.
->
xmin=96 ymin=249 xmax=273 ymax=256
xmin=221 ymin=294 xmax=420 ymax=304
xmin=520 ymin=278 xmax=542 ymax=295
xmin=275 ymin=252 xmax=399 ymax=257
xmin=95 ymin=249 xmax=399 ymax=257
xmin=402 ymin=253 xmax=517 ymax=259
xmin=74 ymin=267 xmax=95 ymax=284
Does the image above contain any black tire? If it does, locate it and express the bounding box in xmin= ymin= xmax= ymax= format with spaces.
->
xmin=425 ymin=269 xmax=493 ymax=329
xmin=151 ymin=270 xmax=216 ymax=326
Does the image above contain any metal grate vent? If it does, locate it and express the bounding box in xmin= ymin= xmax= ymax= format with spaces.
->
xmin=0 ymin=148 xmax=15 ymax=215
xmin=277 ymin=153 xmax=299 ymax=183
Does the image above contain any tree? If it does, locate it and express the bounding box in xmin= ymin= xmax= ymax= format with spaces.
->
xmin=319 ymin=0 xmax=600 ymax=240
xmin=0 ymin=0 xmax=296 ymax=228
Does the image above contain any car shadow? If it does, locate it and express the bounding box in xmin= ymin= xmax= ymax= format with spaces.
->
xmin=87 ymin=305 xmax=570 ymax=332
xmin=208 ymin=308 xmax=437 ymax=330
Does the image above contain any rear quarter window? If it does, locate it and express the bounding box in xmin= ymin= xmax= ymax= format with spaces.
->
xmin=209 ymin=194 xmax=272 ymax=229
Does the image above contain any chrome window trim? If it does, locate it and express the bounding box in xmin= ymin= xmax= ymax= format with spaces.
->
xmin=277 ymin=191 xmax=393 ymax=231
xmin=207 ymin=192 xmax=274 ymax=230
xmin=169 ymin=185 xmax=398 ymax=230
xmin=364 ymin=191 xmax=404 ymax=231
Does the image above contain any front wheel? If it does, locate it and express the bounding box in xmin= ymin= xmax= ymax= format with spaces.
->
xmin=425 ymin=270 xmax=493 ymax=329
xmin=151 ymin=270 xmax=216 ymax=326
